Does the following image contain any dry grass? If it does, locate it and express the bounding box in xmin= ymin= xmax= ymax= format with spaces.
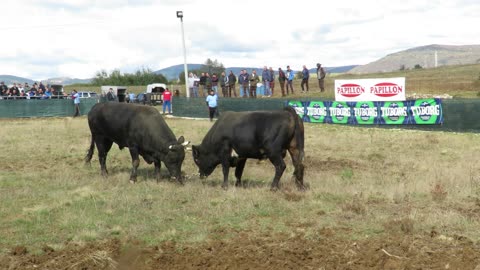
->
xmin=2 ymin=115 xmax=480 ymax=253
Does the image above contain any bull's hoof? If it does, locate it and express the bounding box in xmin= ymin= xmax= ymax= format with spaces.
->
xmin=129 ymin=179 xmax=136 ymax=184
xmin=234 ymin=181 xmax=242 ymax=187
xmin=270 ymin=186 xmax=279 ymax=192
xmin=221 ymin=184 xmax=229 ymax=190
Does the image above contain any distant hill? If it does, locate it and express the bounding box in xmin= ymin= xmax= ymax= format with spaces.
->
xmin=155 ymin=64 xmax=358 ymax=80
xmin=0 ymin=75 xmax=91 ymax=86
xmin=349 ymin=44 xmax=480 ymax=74
xmin=0 ymin=75 xmax=35 ymax=85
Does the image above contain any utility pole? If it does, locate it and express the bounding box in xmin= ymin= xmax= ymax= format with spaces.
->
xmin=176 ymin=11 xmax=189 ymax=98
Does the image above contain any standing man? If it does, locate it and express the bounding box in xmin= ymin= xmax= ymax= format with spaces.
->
xmin=269 ymin=67 xmax=275 ymax=96
xmin=199 ymin=72 xmax=206 ymax=97
xmin=278 ymin=67 xmax=287 ymax=97
xmin=228 ymin=70 xmax=237 ymax=97
xmin=301 ymin=65 xmax=310 ymax=92
xmin=162 ymin=88 xmax=172 ymax=114
xmin=72 ymin=89 xmax=80 ymax=117
xmin=220 ymin=71 xmax=229 ymax=97
xmin=206 ymin=89 xmax=218 ymax=121
xmin=241 ymin=69 xmax=250 ymax=98
xmin=249 ymin=69 xmax=259 ymax=98
xmin=286 ymin=66 xmax=294 ymax=94
xmin=262 ymin=66 xmax=271 ymax=97
xmin=316 ymin=63 xmax=326 ymax=92
xmin=106 ymin=88 xmax=116 ymax=101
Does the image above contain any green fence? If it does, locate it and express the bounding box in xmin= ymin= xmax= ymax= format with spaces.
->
xmin=0 ymin=98 xmax=98 ymax=118
xmin=171 ymin=97 xmax=480 ymax=133
xmin=2 ymin=97 xmax=480 ymax=133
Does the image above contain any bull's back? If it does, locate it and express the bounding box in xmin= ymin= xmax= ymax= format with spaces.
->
xmin=88 ymin=103 xmax=173 ymax=147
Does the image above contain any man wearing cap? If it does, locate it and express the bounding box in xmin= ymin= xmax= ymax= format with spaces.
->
xmin=317 ymin=63 xmax=326 ymax=92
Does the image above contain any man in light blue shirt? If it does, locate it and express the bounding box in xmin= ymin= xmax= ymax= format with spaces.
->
xmin=206 ymin=89 xmax=218 ymax=121
xmin=72 ymin=89 xmax=80 ymax=117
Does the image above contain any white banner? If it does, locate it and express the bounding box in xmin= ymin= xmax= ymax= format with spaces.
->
xmin=334 ymin=77 xmax=406 ymax=101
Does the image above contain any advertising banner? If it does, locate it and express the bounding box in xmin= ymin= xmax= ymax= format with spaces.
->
xmin=335 ymin=77 xmax=406 ymax=101
xmin=291 ymin=98 xmax=443 ymax=125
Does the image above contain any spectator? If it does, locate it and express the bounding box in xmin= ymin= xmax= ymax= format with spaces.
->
xmin=199 ymin=72 xmax=206 ymax=97
xmin=262 ymin=66 xmax=272 ymax=97
xmin=220 ymin=71 xmax=229 ymax=97
xmin=278 ymin=67 xmax=287 ymax=97
xmin=162 ymin=88 xmax=172 ymax=114
xmin=316 ymin=63 xmax=326 ymax=92
xmin=240 ymin=69 xmax=250 ymax=98
xmin=44 ymin=87 xmax=53 ymax=99
xmin=301 ymin=65 xmax=310 ymax=92
xmin=39 ymin=82 xmax=46 ymax=93
xmin=269 ymin=67 xmax=275 ymax=96
xmin=205 ymin=89 xmax=218 ymax=121
xmin=286 ymin=65 xmax=295 ymax=94
xmin=72 ymin=89 xmax=80 ymax=117
xmin=228 ymin=70 xmax=237 ymax=97
xmin=211 ymin=73 xmax=219 ymax=95
xmin=249 ymin=69 xmax=259 ymax=98
xmin=188 ymin=72 xmax=199 ymax=98
xmin=0 ymin=81 xmax=7 ymax=96
xmin=128 ymin=91 xmax=136 ymax=103
xmin=106 ymin=88 xmax=116 ymax=101
xmin=205 ymin=72 xmax=212 ymax=94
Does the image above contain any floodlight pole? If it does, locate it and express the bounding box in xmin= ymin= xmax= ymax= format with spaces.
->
xmin=177 ymin=11 xmax=189 ymax=98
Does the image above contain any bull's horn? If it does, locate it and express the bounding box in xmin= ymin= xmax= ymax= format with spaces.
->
xmin=185 ymin=147 xmax=192 ymax=151
xmin=181 ymin=141 xmax=190 ymax=146
xmin=169 ymin=145 xmax=174 ymax=149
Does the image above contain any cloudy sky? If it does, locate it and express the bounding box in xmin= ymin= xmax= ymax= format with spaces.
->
xmin=1 ymin=0 xmax=479 ymax=80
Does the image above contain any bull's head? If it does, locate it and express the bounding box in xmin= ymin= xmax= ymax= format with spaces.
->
xmin=192 ymin=145 xmax=219 ymax=178
xmin=164 ymin=136 xmax=190 ymax=182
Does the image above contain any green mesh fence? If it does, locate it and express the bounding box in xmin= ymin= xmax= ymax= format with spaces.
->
xmin=171 ymin=97 xmax=480 ymax=133
xmin=0 ymin=98 xmax=98 ymax=118
xmin=2 ymin=97 xmax=480 ymax=133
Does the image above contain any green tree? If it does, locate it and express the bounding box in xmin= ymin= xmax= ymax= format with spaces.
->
xmin=90 ymin=68 xmax=168 ymax=86
xmin=414 ymin=64 xmax=423 ymax=69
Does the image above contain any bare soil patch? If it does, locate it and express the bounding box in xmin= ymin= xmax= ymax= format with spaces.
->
xmin=2 ymin=230 xmax=480 ymax=270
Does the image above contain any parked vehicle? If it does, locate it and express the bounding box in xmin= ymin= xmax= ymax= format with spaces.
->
xmin=101 ymin=86 xmax=127 ymax=102
xmin=145 ymin=83 xmax=166 ymax=105
xmin=77 ymin=91 xmax=98 ymax=98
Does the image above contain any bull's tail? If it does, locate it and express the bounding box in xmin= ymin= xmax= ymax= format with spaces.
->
xmin=85 ymin=135 xmax=95 ymax=164
xmin=284 ymin=106 xmax=305 ymax=189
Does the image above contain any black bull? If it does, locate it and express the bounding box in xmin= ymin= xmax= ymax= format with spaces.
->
xmin=192 ymin=106 xmax=305 ymax=190
xmin=85 ymin=102 xmax=189 ymax=183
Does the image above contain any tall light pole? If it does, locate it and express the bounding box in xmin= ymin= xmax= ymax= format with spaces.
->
xmin=176 ymin=11 xmax=189 ymax=98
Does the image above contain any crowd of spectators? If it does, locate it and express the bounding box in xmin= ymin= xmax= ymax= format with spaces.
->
xmin=187 ymin=65 xmax=313 ymax=99
xmin=0 ymin=81 xmax=67 ymax=100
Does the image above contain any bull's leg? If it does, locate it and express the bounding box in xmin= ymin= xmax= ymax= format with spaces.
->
xmin=288 ymin=147 xmax=305 ymax=191
xmin=221 ymin=160 xmax=230 ymax=190
xmin=154 ymin=161 xmax=161 ymax=183
xmin=269 ymin=155 xmax=287 ymax=191
xmin=128 ymin=147 xmax=140 ymax=184
xmin=95 ymin=137 xmax=113 ymax=177
xmin=234 ymin=158 xmax=247 ymax=187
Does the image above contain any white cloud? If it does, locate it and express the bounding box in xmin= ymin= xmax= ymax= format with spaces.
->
xmin=0 ymin=0 xmax=478 ymax=80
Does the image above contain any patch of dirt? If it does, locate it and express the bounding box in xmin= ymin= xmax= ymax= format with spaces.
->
xmin=2 ymin=230 xmax=480 ymax=270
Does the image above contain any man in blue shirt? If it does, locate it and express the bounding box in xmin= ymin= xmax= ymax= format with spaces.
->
xmin=72 ymin=89 xmax=80 ymax=117
xmin=206 ymin=89 xmax=218 ymax=121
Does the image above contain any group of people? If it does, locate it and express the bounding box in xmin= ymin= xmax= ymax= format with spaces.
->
xmin=0 ymin=81 xmax=64 ymax=99
xmin=187 ymin=63 xmax=327 ymax=99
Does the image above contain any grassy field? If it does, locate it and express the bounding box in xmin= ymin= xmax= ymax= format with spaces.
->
xmin=63 ymin=63 xmax=480 ymax=99
xmin=2 ymin=116 xmax=480 ymax=254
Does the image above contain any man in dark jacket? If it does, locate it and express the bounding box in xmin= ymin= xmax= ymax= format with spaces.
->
xmin=301 ymin=65 xmax=309 ymax=92
xmin=228 ymin=71 xmax=237 ymax=97
xmin=316 ymin=63 xmax=326 ymax=92
xmin=278 ymin=68 xmax=287 ymax=97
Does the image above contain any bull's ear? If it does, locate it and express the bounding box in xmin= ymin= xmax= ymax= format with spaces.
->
xmin=177 ymin=136 xmax=185 ymax=145
xmin=192 ymin=145 xmax=199 ymax=158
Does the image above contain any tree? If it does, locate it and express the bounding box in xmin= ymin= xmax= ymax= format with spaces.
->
xmin=414 ymin=64 xmax=423 ymax=69
xmin=90 ymin=68 xmax=168 ymax=86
